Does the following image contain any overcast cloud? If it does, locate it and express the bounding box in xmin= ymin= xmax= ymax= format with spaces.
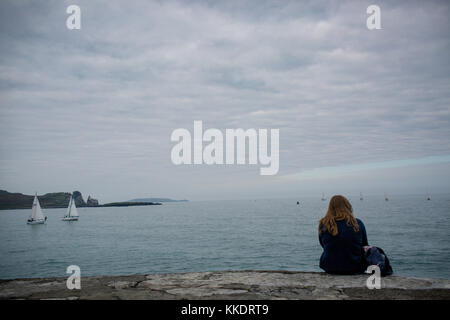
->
xmin=0 ymin=0 xmax=449 ymax=202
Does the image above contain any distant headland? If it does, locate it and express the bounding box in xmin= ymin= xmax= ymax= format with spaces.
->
xmin=0 ymin=190 xmax=183 ymax=210
xmin=128 ymin=197 xmax=188 ymax=203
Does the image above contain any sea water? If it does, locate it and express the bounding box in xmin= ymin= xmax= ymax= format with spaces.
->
xmin=0 ymin=194 xmax=449 ymax=280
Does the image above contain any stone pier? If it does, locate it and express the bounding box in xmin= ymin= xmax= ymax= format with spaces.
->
xmin=1 ymin=270 xmax=449 ymax=300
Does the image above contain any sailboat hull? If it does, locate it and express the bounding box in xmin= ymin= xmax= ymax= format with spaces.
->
xmin=27 ymin=219 xmax=45 ymax=225
xmin=62 ymin=217 xmax=78 ymax=221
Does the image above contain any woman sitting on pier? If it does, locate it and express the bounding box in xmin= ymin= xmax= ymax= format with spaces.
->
xmin=318 ymin=195 xmax=368 ymax=274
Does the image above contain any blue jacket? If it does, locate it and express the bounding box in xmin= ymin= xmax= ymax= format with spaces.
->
xmin=319 ymin=218 xmax=368 ymax=274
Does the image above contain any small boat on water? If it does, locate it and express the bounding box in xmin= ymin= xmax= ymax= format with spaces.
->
xmin=321 ymin=192 xmax=326 ymax=201
xmin=62 ymin=194 xmax=79 ymax=221
xmin=360 ymin=192 xmax=363 ymax=201
xmin=27 ymin=194 xmax=47 ymax=225
xmin=384 ymin=193 xmax=389 ymax=201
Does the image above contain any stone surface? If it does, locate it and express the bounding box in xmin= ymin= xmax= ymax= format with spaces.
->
xmin=0 ymin=270 xmax=449 ymax=300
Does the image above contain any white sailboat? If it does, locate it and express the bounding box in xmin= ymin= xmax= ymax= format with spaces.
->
xmin=321 ymin=192 xmax=326 ymax=201
xmin=62 ymin=194 xmax=79 ymax=221
xmin=360 ymin=192 xmax=363 ymax=201
xmin=27 ymin=194 xmax=47 ymax=225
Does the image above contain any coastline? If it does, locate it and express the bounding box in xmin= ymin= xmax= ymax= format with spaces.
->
xmin=0 ymin=190 xmax=165 ymax=210
xmin=1 ymin=270 xmax=449 ymax=300
xmin=0 ymin=202 xmax=162 ymax=210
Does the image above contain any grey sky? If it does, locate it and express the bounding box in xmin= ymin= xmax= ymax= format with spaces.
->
xmin=0 ymin=0 xmax=449 ymax=202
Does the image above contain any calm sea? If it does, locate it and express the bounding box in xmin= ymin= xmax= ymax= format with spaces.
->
xmin=0 ymin=195 xmax=449 ymax=280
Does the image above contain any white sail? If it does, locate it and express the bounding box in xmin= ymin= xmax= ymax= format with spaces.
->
xmin=30 ymin=196 xmax=37 ymax=220
xmin=70 ymin=198 xmax=79 ymax=217
xmin=65 ymin=195 xmax=73 ymax=217
xmin=31 ymin=195 xmax=45 ymax=220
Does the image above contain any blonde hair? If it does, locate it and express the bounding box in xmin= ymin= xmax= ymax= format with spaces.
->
xmin=318 ymin=195 xmax=359 ymax=236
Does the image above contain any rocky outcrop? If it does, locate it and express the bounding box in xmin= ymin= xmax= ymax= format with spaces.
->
xmin=72 ymin=191 xmax=86 ymax=207
xmin=86 ymin=196 xmax=99 ymax=206
xmin=0 ymin=271 xmax=449 ymax=300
